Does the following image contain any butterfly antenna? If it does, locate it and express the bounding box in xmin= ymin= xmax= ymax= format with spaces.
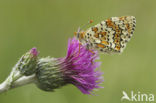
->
xmin=75 ymin=20 xmax=93 ymax=38
xmin=80 ymin=20 xmax=93 ymax=31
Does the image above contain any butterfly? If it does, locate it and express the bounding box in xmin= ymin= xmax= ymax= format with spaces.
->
xmin=75 ymin=16 xmax=136 ymax=54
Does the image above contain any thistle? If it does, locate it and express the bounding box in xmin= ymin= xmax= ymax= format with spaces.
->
xmin=36 ymin=38 xmax=103 ymax=94
xmin=0 ymin=38 xmax=103 ymax=94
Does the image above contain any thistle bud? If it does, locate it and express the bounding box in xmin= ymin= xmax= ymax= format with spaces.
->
xmin=18 ymin=48 xmax=39 ymax=76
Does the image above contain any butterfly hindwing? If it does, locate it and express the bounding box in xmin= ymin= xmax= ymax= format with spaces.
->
xmin=84 ymin=16 xmax=136 ymax=53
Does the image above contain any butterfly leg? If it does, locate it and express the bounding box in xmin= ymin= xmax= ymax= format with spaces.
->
xmin=89 ymin=50 xmax=95 ymax=64
xmin=74 ymin=27 xmax=81 ymax=39
xmin=86 ymin=44 xmax=95 ymax=64
xmin=86 ymin=43 xmax=95 ymax=55
xmin=77 ymin=43 xmax=82 ymax=56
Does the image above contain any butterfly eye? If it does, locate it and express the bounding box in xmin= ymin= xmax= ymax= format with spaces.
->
xmin=80 ymin=32 xmax=85 ymax=39
xmin=74 ymin=32 xmax=77 ymax=36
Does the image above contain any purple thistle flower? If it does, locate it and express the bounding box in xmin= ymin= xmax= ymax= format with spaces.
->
xmin=60 ymin=38 xmax=103 ymax=94
xmin=36 ymin=38 xmax=103 ymax=94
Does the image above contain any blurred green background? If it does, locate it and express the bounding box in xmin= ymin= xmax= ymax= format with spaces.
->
xmin=0 ymin=0 xmax=156 ymax=103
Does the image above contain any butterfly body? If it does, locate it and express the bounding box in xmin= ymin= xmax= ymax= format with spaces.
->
xmin=76 ymin=16 xmax=136 ymax=53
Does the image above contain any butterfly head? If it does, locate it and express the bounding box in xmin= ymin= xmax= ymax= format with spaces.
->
xmin=74 ymin=29 xmax=85 ymax=42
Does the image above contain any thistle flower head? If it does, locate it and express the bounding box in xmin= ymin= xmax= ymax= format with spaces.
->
xmin=36 ymin=38 xmax=103 ymax=94
xmin=60 ymin=38 xmax=103 ymax=94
